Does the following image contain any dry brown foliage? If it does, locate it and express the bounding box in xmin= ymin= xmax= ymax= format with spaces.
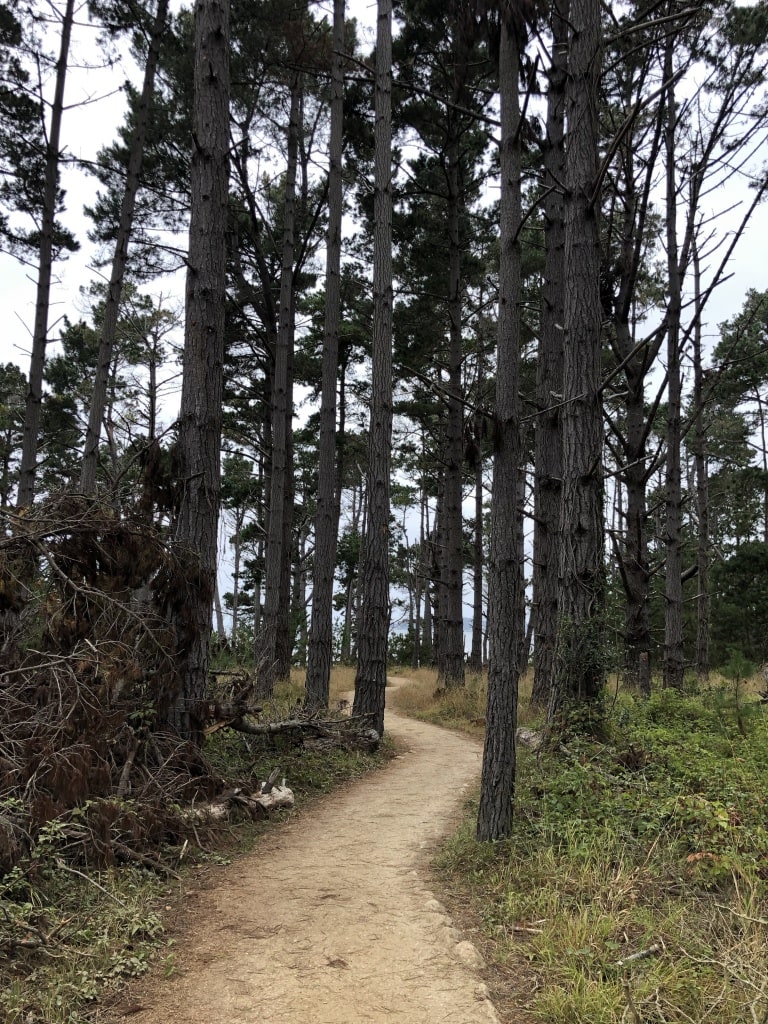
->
xmin=0 ymin=494 xmax=227 ymax=873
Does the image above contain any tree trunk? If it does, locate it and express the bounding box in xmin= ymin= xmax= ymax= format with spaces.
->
xmin=293 ymin=524 xmax=308 ymax=667
xmin=662 ymin=39 xmax=685 ymax=690
xmin=411 ymin=479 xmax=428 ymax=670
xmin=162 ymin=0 xmax=230 ymax=743
xmin=691 ymin=242 xmax=709 ymax=680
xmin=17 ymin=0 xmax=75 ymax=508
xmin=305 ymin=0 xmax=345 ymax=710
xmin=258 ymin=74 xmax=301 ymax=697
xmin=621 ymin=356 xmax=653 ymax=695
xmin=469 ymin=444 xmax=484 ymax=671
xmin=548 ymin=0 xmax=605 ymax=725
xmin=231 ymin=508 xmax=245 ymax=639
xmin=213 ymin=579 xmax=227 ymax=647
xmin=353 ymin=0 xmax=393 ymax=739
xmin=80 ymin=0 xmax=169 ymax=494
xmin=439 ymin=134 xmax=466 ymax=690
xmin=531 ymin=0 xmax=567 ymax=707
xmin=477 ymin=19 xmax=523 ymax=842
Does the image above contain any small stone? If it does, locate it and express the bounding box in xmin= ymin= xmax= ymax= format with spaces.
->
xmin=455 ymin=940 xmax=485 ymax=969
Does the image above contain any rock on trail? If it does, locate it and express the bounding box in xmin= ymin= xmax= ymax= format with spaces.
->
xmin=107 ymin=677 xmax=498 ymax=1024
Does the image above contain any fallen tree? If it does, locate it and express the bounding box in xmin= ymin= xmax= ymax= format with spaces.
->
xmin=215 ymin=712 xmax=380 ymax=752
xmin=0 ymin=496 xmax=375 ymax=877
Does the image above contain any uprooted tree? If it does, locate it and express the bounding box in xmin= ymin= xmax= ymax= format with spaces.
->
xmin=0 ymin=490 xmax=378 ymax=876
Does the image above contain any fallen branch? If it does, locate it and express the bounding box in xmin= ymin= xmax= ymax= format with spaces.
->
xmin=513 ymin=924 xmax=544 ymax=935
xmin=116 ymin=734 xmax=139 ymax=800
xmin=714 ymin=904 xmax=768 ymax=926
xmin=113 ymin=842 xmax=180 ymax=879
xmin=186 ymin=774 xmax=295 ymax=824
xmin=621 ymin=980 xmax=642 ymax=1024
xmin=615 ymin=941 xmax=663 ymax=968
xmin=223 ymin=713 xmax=380 ymax=751
xmin=54 ymin=859 xmax=128 ymax=909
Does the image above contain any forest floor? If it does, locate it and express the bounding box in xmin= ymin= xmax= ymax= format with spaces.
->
xmin=98 ymin=676 xmax=507 ymax=1024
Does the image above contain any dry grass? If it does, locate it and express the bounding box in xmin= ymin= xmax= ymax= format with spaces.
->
xmin=386 ymin=665 xmax=537 ymax=733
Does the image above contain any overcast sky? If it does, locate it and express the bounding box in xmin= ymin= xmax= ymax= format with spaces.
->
xmin=0 ymin=0 xmax=765 ymax=379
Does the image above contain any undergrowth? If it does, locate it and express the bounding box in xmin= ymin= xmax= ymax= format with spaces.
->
xmin=419 ymin=673 xmax=768 ymax=1024
xmin=0 ymin=670 xmax=389 ymax=1024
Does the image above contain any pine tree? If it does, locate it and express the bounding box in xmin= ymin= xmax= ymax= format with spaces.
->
xmin=161 ymin=0 xmax=230 ymax=742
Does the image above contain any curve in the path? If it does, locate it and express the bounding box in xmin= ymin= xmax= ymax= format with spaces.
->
xmin=111 ymin=677 xmax=498 ymax=1024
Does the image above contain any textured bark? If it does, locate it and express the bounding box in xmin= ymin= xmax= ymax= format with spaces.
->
xmin=411 ymin=481 xmax=428 ymax=669
xmin=477 ymin=20 xmax=523 ymax=842
xmin=293 ymin=524 xmax=309 ymax=666
xmin=17 ymin=0 xmax=74 ymax=508
xmin=433 ymin=487 xmax=447 ymax=670
xmin=80 ymin=0 xmax=169 ymax=494
xmin=662 ymin=39 xmax=685 ymax=690
xmin=213 ymin=580 xmax=227 ymax=645
xmin=163 ymin=0 xmax=230 ymax=742
xmin=548 ymin=0 xmax=605 ymax=723
xmin=305 ymin=0 xmax=345 ymax=710
xmin=531 ymin=0 xmax=567 ymax=707
xmin=421 ymin=502 xmax=434 ymax=666
xmin=258 ymin=76 xmax=301 ymax=698
xmin=469 ymin=449 xmax=484 ymax=672
xmin=438 ymin=142 xmax=466 ymax=690
xmin=692 ymin=243 xmax=709 ymax=680
xmin=620 ymin=355 xmax=653 ymax=695
xmin=352 ymin=0 xmax=393 ymax=739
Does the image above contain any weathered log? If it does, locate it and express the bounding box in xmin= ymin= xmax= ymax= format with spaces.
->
xmin=203 ymin=702 xmax=264 ymax=736
xmin=186 ymin=776 xmax=295 ymax=824
xmin=222 ymin=714 xmax=380 ymax=752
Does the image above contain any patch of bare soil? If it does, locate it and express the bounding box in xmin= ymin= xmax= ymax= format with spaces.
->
xmin=99 ymin=677 xmax=504 ymax=1023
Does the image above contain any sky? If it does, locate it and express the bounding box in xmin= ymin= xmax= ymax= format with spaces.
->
xmin=1 ymin=0 xmax=765 ymax=378
xmin=1 ymin=0 xmax=766 ymax=384
xmin=0 ymin=1 xmax=376 ymax=376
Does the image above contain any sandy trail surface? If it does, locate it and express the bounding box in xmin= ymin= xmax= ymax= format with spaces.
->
xmin=107 ymin=677 xmax=499 ymax=1024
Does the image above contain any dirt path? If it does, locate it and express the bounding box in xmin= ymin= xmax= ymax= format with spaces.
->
xmin=108 ymin=677 xmax=498 ymax=1024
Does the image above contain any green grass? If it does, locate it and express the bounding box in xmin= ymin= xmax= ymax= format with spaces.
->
xmin=411 ymin=670 xmax=768 ymax=1024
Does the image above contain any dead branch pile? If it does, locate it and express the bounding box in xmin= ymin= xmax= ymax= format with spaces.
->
xmin=204 ymin=682 xmax=380 ymax=753
xmin=0 ymin=497 xmax=268 ymax=876
xmin=0 ymin=495 xmax=377 ymax=882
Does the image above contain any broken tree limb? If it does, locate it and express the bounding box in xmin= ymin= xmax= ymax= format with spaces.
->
xmin=261 ymin=767 xmax=282 ymax=794
xmin=615 ymin=941 xmax=663 ymax=968
xmin=186 ymin=775 xmax=295 ymax=824
xmin=221 ymin=713 xmax=380 ymax=751
xmin=252 ymin=784 xmax=294 ymax=812
xmin=203 ymin=702 xmax=264 ymax=736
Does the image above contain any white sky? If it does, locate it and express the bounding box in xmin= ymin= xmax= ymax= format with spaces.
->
xmin=0 ymin=0 xmax=376 ymax=375
xmin=0 ymin=0 xmax=765 ymax=376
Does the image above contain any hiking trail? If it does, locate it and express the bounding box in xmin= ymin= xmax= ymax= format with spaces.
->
xmin=105 ymin=676 xmax=499 ymax=1024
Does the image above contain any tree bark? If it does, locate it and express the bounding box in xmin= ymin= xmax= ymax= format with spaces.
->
xmin=162 ymin=0 xmax=230 ymax=742
xmin=691 ymin=241 xmax=709 ymax=680
xmin=305 ymin=0 xmax=345 ymax=710
xmin=438 ymin=130 xmax=466 ymax=690
xmin=17 ymin=0 xmax=75 ymax=508
xmin=80 ymin=0 xmax=169 ymax=494
xmin=258 ymin=74 xmax=301 ymax=697
xmin=477 ymin=19 xmax=523 ymax=842
xmin=469 ymin=442 xmax=484 ymax=672
xmin=531 ymin=0 xmax=567 ymax=707
xmin=662 ymin=38 xmax=685 ymax=690
xmin=548 ymin=0 xmax=605 ymax=724
xmin=352 ymin=0 xmax=393 ymax=739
